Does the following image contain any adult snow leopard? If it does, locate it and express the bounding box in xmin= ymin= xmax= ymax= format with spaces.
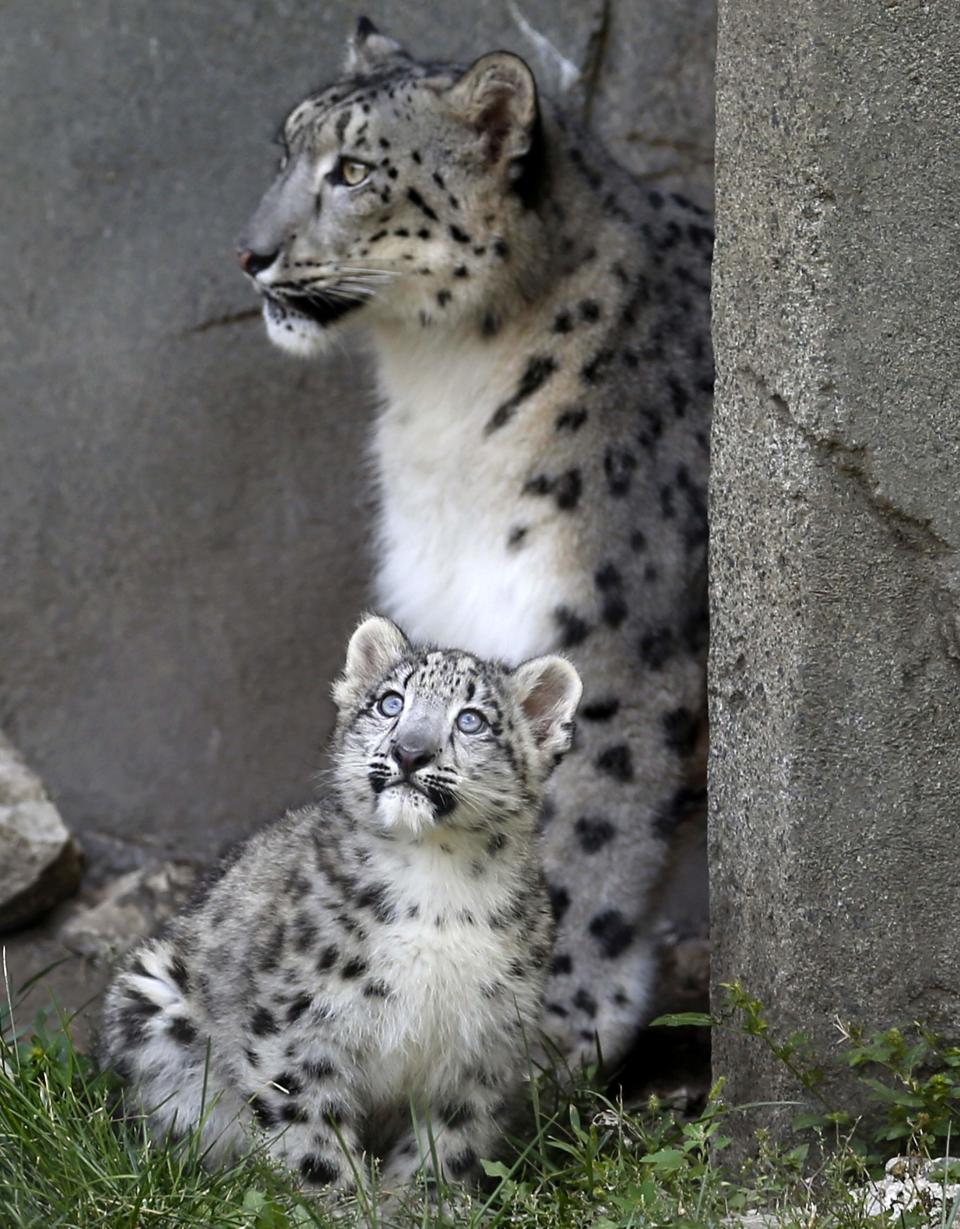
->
xmin=238 ymin=19 xmax=711 ymax=1071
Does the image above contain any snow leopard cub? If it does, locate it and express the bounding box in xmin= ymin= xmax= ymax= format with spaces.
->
xmin=100 ymin=616 xmax=581 ymax=1192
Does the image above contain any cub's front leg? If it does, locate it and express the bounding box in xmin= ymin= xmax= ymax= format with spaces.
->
xmin=244 ymin=1055 xmax=368 ymax=1193
xmin=380 ymin=1065 xmax=519 ymax=1192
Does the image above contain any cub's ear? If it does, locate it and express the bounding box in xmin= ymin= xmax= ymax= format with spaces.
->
xmin=510 ymin=653 xmax=582 ymax=769
xmin=446 ymin=52 xmax=539 ymax=167
xmin=333 ymin=614 xmax=411 ymax=709
xmin=344 ymin=16 xmax=409 ymax=74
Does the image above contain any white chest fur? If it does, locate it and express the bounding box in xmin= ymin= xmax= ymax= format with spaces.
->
xmin=371 ymin=329 xmax=568 ymax=665
xmin=356 ymin=837 xmax=534 ymax=1098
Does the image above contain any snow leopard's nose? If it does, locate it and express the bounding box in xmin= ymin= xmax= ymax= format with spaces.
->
xmin=238 ymin=247 xmax=279 ymax=277
xmin=391 ymin=738 xmax=436 ymax=777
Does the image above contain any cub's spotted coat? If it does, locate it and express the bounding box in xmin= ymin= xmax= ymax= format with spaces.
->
xmin=240 ymin=21 xmax=711 ymax=1069
xmin=100 ymin=616 xmax=581 ymax=1191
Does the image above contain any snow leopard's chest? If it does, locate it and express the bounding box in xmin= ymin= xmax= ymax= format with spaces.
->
xmin=348 ymin=850 xmax=540 ymax=1099
xmin=371 ymin=342 xmax=574 ymax=664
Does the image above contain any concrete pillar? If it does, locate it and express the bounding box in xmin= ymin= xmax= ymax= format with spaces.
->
xmin=710 ymin=0 xmax=960 ymax=1141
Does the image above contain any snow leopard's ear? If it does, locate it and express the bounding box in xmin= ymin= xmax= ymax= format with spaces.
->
xmin=334 ymin=614 xmax=411 ymax=709
xmin=510 ymin=654 xmax=582 ymax=770
xmin=445 ymin=52 xmax=540 ymax=167
xmin=344 ymin=17 xmax=410 ymax=74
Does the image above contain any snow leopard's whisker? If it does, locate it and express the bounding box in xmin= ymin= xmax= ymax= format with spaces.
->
xmin=337 ymin=264 xmax=403 ymax=277
xmin=335 ymin=750 xmax=381 ymax=776
xmin=273 ymin=262 xmax=400 ymax=279
xmin=332 ymin=285 xmax=380 ymax=299
xmin=295 ymin=290 xmax=368 ymax=313
xmin=338 ymin=278 xmax=401 ymax=291
xmin=306 ymin=284 xmax=367 ymax=301
xmin=297 ymin=278 xmax=378 ymax=297
xmin=337 ymin=272 xmax=399 ymax=283
xmin=445 ymin=780 xmax=511 ymax=816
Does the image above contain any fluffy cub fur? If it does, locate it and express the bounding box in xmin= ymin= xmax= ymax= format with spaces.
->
xmin=100 ymin=617 xmax=581 ymax=1191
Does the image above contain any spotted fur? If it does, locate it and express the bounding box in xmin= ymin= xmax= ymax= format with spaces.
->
xmin=239 ymin=21 xmax=711 ymax=1069
xmin=100 ymin=616 xmax=581 ymax=1192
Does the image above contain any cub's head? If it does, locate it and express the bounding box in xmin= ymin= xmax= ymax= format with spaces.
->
xmin=238 ymin=19 xmax=547 ymax=356
xmin=332 ymin=615 xmax=581 ymax=839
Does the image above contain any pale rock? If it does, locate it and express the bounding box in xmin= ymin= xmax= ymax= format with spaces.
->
xmin=58 ymin=860 xmax=203 ymax=964
xmin=854 ymin=1155 xmax=960 ymax=1225
xmin=0 ymin=731 xmax=81 ymax=932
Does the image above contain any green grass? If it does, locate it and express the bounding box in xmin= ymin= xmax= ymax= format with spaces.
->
xmin=1 ymin=966 xmax=958 ymax=1229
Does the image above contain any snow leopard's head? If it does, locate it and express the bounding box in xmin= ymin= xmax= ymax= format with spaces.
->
xmin=238 ymin=19 xmax=548 ymax=356
xmin=332 ymin=615 xmax=580 ymax=839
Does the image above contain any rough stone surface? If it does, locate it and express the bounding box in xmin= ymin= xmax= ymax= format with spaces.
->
xmin=58 ymin=860 xmax=204 ymax=965
xmin=0 ymin=732 xmax=81 ymax=932
xmin=0 ymin=859 xmax=207 ymax=1054
xmin=586 ymin=0 xmax=714 ymax=195
xmin=710 ymin=0 xmax=960 ymax=1146
xmin=0 ymin=0 xmax=713 ymax=872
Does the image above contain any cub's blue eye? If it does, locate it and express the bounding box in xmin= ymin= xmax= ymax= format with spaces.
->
xmin=456 ymin=709 xmax=485 ymax=735
xmin=378 ymin=692 xmax=403 ymax=718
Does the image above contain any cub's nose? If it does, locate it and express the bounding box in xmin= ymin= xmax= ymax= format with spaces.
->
xmin=238 ymin=248 xmax=279 ymax=276
xmin=391 ymin=739 xmax=435 ymax=777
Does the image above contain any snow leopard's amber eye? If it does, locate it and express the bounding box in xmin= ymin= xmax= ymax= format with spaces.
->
xmin=456 ymin=709 xmax=486 ymax=735
xmin=338 ymin=157 xmax=371 ymax=187
xmin=377 ymin=692 xmax=404 ymax=718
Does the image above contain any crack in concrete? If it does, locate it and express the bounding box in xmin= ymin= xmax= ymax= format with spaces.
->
xmin=580 ymin=0 xmax=613 ymax=126
xmin=742 ymin=370 xmax=960 ymax=668
xmin=734 ymin=365 xmax=953 ymax=557
xmin=183 ymin=306 xmax=261 ymax=335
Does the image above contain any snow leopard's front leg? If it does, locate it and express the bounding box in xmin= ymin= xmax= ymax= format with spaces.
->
xmin=261 ymin=1096 xmax=367 ymax=1194
xmin=239 ymin=1033 xmax=368 ymax=1193
xmin=380 ymin=1067 xmax=516 ymax=1192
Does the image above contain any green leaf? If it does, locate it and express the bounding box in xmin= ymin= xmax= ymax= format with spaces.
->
xmin=243 ymin=1189 xmax=291 ymax=1229
xmin=648 ymin=1012 xmax=715 ymax=1029
xmin=638 ymin=1147 xmax=686 ymax=1172
xmin=614 ymin=1179 xmax=659 ymax=1208
xmin=257 ymin=1208 xmax=290 ymax=1229
xmin=862 ymin=1077 xmax=925 ymax=1107
xmin=481 ymin=1158 xmax=512 ymax=1180
xmin=242 ymin=1188 xmax=268 ymax=1209
xmin=927 ymin=1158 xmax=960 ymax=1182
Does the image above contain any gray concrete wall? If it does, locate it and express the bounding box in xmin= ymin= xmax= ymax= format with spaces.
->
xmin=710 ymin=0 xmax=960 ymax=1140
xmin=1 ymin=2 xmax=713 ymax=869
